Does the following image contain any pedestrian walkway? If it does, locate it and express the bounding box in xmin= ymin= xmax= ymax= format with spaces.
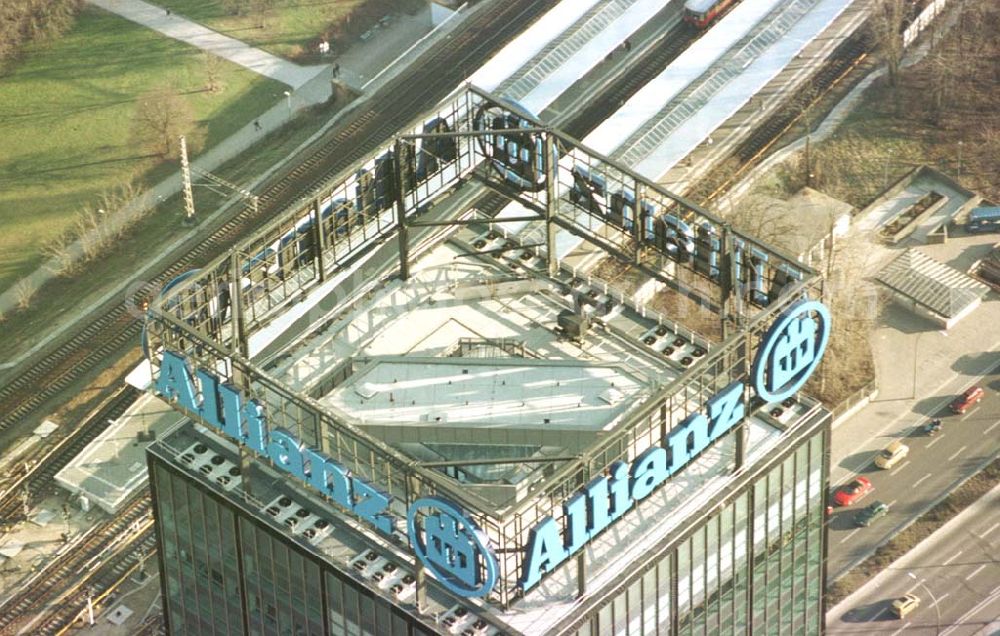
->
xmin=332 ymin=5 xmax=440 ymax=92
xmin=88 ymin=0 xmax=326 ymax=88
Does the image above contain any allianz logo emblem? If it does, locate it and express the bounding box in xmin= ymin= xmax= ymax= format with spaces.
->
xmin=752 ymin=299 xmax=831 ymax=404
xmin=407 ymin=497 xmax=499 ymax=598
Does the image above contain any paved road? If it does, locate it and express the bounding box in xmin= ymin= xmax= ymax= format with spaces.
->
xmin=827 ymin=483 xmax=1000 ymax=635
xmin=827 ymin=362 xmax=1000 ymax=578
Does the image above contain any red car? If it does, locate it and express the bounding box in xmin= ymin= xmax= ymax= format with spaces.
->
xmin=833 ymin=476 xmax=873 ymax=507
xmin=949 ymin=386 xmax=984 ymax=414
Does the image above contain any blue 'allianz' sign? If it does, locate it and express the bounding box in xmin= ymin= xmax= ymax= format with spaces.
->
xmin=154 ymin=299 xmax=828 ymax=597
xmin=155 ymin=351 xmax=495 ymax=597
xmin=519 ymin=299 xmax=830 ymax=590
xmin=519 ymin=381 xmax=745 ymax=589
xmin=408 ymin=497 xmax=499 ymax=598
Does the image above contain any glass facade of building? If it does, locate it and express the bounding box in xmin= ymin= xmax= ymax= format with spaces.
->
xmin=556 ymin=415 xmax=830 ymax=636
xmin=149 ymin=457 xmax=443 ymax=636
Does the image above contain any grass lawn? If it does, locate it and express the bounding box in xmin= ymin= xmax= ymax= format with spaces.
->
xmin=156 ymin=0 xmax=369 ymax=61
xmin=0 ymin=5 xmax=288 ymax=291
xmin=0 ymin=101 xmax=339 ymax=360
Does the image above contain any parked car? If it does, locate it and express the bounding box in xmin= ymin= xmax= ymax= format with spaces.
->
xmin=950 ymin=386 xmax=984 ymax=414
xmin=875 ymin=441 xmax=909 ymax=469
xmin=891 ymin=593 xmax=921 ymax=618
xmin=855 ymin=501 xmax=890 ymax=527
xmin=833 ymin=476 xmax=873 ymax=507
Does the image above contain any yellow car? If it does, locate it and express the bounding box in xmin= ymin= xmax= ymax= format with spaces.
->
xmin=892 ymin=593 xmax=921 ymax=618
xmin=875 ymin=440 xmax=909 ymax=469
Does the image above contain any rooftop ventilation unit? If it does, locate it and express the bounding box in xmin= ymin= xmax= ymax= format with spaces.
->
xmin=302 ymin=518 xmax=333 ymax=544
xmin=177 ymin=442 xmax=213 ymax=471
xmin=286 ymin=506 xmax=319 ymax=534
xmin=557 ymin=309 xmax=588 ymax=340
xmin=261 ymin=495 xmax=298 ymax=523
xmin=369 ymin=559 xmax=409 ymax=589
xmin=391 ymin=572 xmax=417 ymax=601
xmin=258 ymin=495 xmax=333 ymax=544
xmin=209 ymin=460 xmax=242 ymax=491
xmin=441 ymin=605 xmax=474 ymax=634
xmin=350 ymin=550 xmax=387 ymax=579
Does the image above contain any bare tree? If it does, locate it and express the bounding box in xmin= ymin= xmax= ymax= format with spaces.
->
xmin=220 ymin=0 xmax=251 ymax=16
xmin=0 ymin=0 xmax=81 ymax=68
xmin=249 ymin=0 xmax=275 ymax=29
xmin=872 ymin=0 xmax=905 ymax=93
xmin=131 ymin=84 xmax=199 ymax=159
xmin=808 ymin=236 xmax=883 ymax=403
xmin=76 ymin=179 xmax=153 ymax=261
xmin=203 ymin=52 xmax=225 ymax=94
xmin=13 ymin=278 xmax=37 ymax=311
xmin=720 ymin=193 xmax=798 ymax=249
xmin=42 ymin=178 xmax=154 ymax=270
xmin=41 ymin=234 xmax=78 ymax=276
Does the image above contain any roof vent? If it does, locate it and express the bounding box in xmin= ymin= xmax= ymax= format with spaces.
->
xmin=356 ymin=382 xmax=379 ymax=399
xmin=599 ymin=388 xmax=624 ymax=405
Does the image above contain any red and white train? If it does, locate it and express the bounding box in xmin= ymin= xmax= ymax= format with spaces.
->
xmin=683 ymin=0 xmax=738 ymax=28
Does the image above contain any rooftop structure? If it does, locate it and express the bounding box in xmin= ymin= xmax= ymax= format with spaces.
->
xmin=143 ymin=84 xmax=832 ymax=635
xmin=875 ymin=248 xmax=990 ymax=329
xmin=744 ymin=187 xmax=853 ymax=266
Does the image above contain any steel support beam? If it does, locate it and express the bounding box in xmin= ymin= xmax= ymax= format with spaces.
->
xmin=721 ymin=224 xmax=738 ymax=341
xmin=406 ymin=214 xmax=543 ymax=228
xmin=543 ymin=132 xmax=559 ymax=277
xmin=228 ymin=249 xmax=247 ymax=357
xmin=311 ymin=197 xmax=326 ymax=283
xmin=394 ymin=138 xmax=410 ymax=280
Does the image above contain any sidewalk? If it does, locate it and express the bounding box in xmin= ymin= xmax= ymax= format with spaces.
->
xmin=88 ymin=0 xmax=326 ymax=88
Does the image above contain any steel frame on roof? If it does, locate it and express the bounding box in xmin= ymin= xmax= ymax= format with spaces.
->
xmin=144 ymin=84 xmax=825 ymax=606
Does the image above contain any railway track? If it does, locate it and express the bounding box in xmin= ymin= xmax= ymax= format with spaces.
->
xmin=698 ymin=27 xmax=877 ymax=204
xmin=0 ymin=386 xmax=139 ymax=524
xmin=563 ymin=23 xmax=697 ymax=140
xmin=0 ymin=495 xmax=151 ymax=635
xmin=0 ymin=0 xmax=560 ymax=435
xmin=45 ymin=527 xmax=158 ymax=636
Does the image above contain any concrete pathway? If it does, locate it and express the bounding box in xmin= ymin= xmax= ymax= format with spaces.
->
xmin=88 ymin=0 xmax=325 ymax=88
